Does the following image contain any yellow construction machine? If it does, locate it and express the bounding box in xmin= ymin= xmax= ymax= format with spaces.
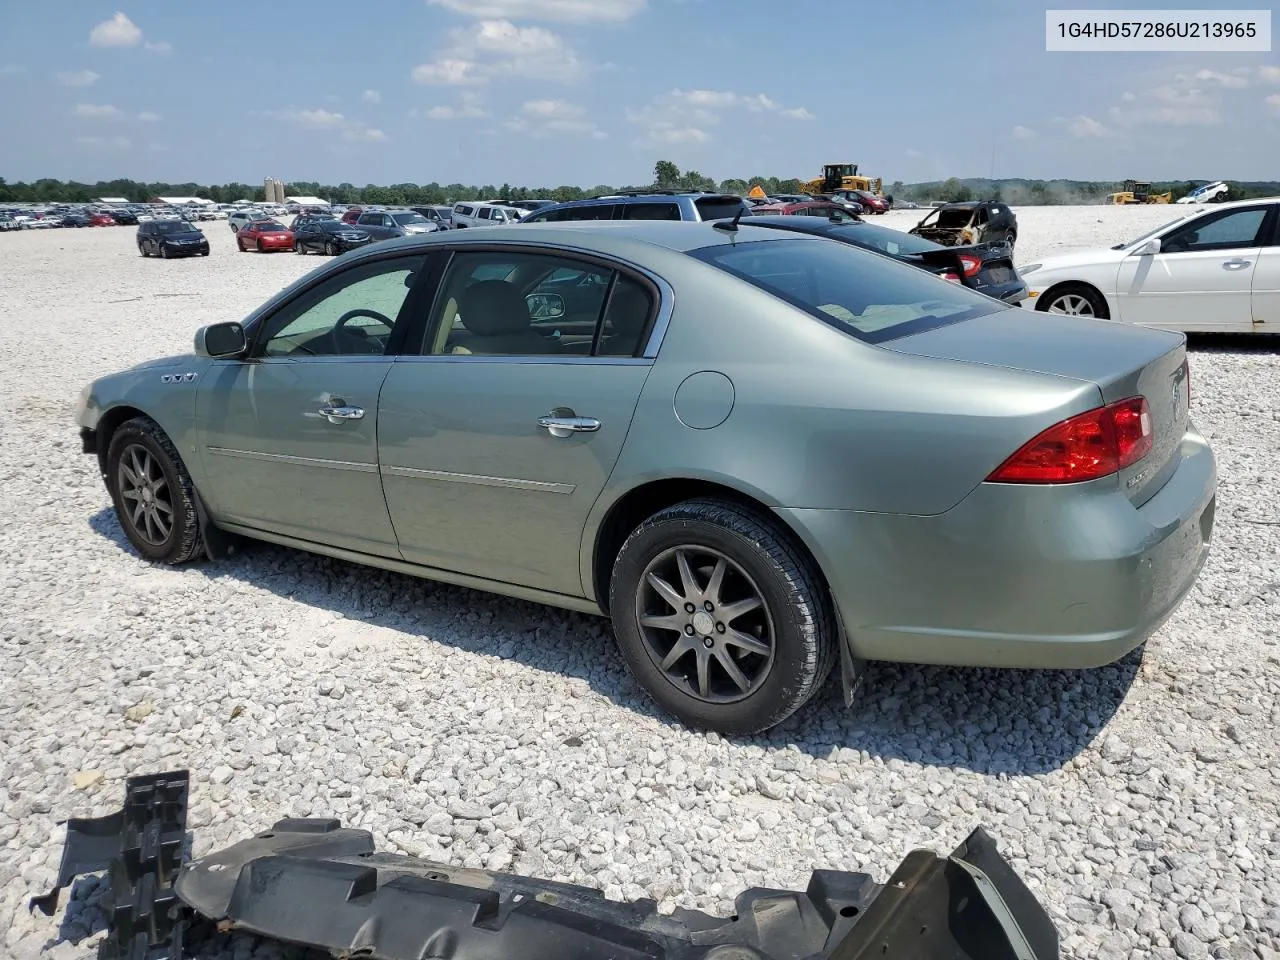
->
xmin=1107 ymin=180 xmax=1172 ymax=204
xmin=801 ymin=163 xmax=883 ymax=197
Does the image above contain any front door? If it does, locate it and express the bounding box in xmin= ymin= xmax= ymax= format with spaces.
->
xmin=1115 ymin=204 xmax=1273 ymax=332
xmin=377 ymin=247 xmax=658 ymax=596
xmin=195 ymin=252 xmax=431 ymax=556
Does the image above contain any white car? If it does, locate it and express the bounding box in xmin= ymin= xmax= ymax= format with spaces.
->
xmin=450 ymin=201 xmax=524 ymax=228
xmin=1176 ymin=181 xmax=1229 ymax=205
xmin=1021 ymin=196 xmax=1279 ymax=334
xmin=228 ymin=208 xmax=268 ymax=233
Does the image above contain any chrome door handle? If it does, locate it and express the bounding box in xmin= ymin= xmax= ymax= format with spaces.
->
xmin=1221 ymin=258 xmax=1252 ymax=269
xmin=319 ymin=403 xmax=365 ymax=423
xmin=537 ymin=415 xmax=600 ymax=438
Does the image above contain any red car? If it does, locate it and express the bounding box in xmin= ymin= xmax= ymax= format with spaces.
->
xmin=236 ymin=220 xmax=294 ymax=252
xmin=750 ymin=201 xmax=861 ymax=221
xmin=341 ymin=206 xmax=363 ymax=224
xmin=90 ymin=213 xmax=116 ymax=227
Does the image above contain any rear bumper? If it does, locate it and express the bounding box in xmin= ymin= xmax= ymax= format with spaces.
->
xmin=777 ymin=422 xmax=1216 ymax=669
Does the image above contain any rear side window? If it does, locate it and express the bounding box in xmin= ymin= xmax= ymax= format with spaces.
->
xmin=623 ymin=202 xmax=681 ymax=221
xmin=688 ymin=238 xmax=1007 ymax=344
xmin=694 ymin=197 xmax=749 ymax=221
xmin=454 ymin=204 xmax=472 ymax=216
xmin=478 ymin=208 xmax=492 ymax=219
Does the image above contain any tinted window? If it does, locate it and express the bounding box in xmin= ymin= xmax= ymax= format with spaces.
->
xmin=257 ymin=255 xmax=427 ymax=358
xmin=358 ymin=213 xmax=381 ymax=225
xmin=564 ymin=205 xmax=617 ymax=221
xmin=423 ymin=250 xmax=620 ymax=357
xmin=1162 ymin=207 xmax=1269 ymax=253
xmin=623 ymin=202 xmax=681 ymax=221
xmin=597 ymin=275 xmax=653 ymax=357
xmin=828 ymin=222 xmax=943 ymax=256
xmin=478 ymin=208 xmax=493 ymax=219
xmin=392 ymin=213 xmax=428 ymax=225
xmin=694 ymin=197 xmax=749 ymax=221
xmin=688 ymin=238 xmax=1006 ymax=344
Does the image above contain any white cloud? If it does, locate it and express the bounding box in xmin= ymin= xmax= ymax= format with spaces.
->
xmin=1267 ymin=93 xmax=1280 ymax=114
xmin=504 ymin=98 xmax=603 ymax=136
xmin=426 ymin=0 xmax=644 ymax=21
xmin=629 ymin=88 xmax=811 ymax=143
xmin=137 ymin=111 xmax=161 ymax=122
xmin=362 ymin=89 xmax=381 ymax=103
xmin=1068 ymin=115 xmax=1107 ymax=137
xmin=289 ymin=108 xmax=346 ymax=127
xmin=266 ymin=106 xmax=385 ymax=143
xmin=77 ymin=135 xmax=131 ymax=148
xmin=144 ymin=40 xmax=173 ymax=54
xmin=1194 ymin=68 xmax=1248 ymax=89
xmin=57 ymin=69 xmax=100 ymax=87
xmin=1012 ymin=124 xmax=1035 ymax=139
xmin=419 ymin=91 xmax=489 ymax=119
xmin=1121 ymin=91 xmax=1136 ymax=101
xmin=343 ymin=126 xmax=388 ymax=142
xmin=89 ymin=12 xmax=142 ymax=47
xmin=74 ymin=103 xmax=123 ymax=119
xmin=0 ymin=64 xmax=26 ymax=77
xmin=411 ymin=19 xmax=584 ymax=85
xmin=1259 ymin=65 xmax=1280 ymax=84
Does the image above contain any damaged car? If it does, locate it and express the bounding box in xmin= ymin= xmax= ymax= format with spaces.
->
xmin=910 ymin=200 xmax=1018 ymax=248
xmin=31 ymin=770 xmax=1063 ymax=960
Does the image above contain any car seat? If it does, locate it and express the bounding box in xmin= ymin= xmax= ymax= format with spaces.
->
xmin=447 ymin=280 xmax=557 ymax=355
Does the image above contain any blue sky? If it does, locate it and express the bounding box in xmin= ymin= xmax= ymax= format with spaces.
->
xmin=0 ymin=0 xmax=1277 ymax=187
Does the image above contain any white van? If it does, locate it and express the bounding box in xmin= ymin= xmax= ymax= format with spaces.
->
xmin=450 ymin=201 xmax=524 ymax=228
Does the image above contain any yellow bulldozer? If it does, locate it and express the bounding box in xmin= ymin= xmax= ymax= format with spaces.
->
xmin=1107 ymin=180 xmax=1172 ymax=204
xmin=801 ymin=163 xmax=883 ymax=198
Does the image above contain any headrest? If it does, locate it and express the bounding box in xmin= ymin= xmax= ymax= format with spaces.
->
xmin=608 ymin=282 xmax=651 ymax=336
xmin=459 ymin=280 xmax=531 ymax=335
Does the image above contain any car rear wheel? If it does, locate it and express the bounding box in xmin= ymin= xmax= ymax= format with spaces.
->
xmin=609 ymin=498 xmax=837 ymax=735
xmin=159 ymin=243 xmax=170 ymax=259
xmin=1041 ymin=283 xmax=1109 ymax=319
xmin=138 ymin=243 xmax=148 ymax=257
xmin=256 ymin=239 xmax=264 ymax=252
xmin=105 ymin=417 xmax=204 ymax=565
xmin=325 ymin=241 xmax=337 ymax=256
xmin=295 ymin=241 xmax=305 ymax=254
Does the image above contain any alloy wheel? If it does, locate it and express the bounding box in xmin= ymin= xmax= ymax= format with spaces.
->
xmin=1047 ymin=293 xmax=1094 ymax=316
xmin=116 ymin=444 xmax=173 ymax=545
xmin=635 ymin=545 xmax=775 ymax=703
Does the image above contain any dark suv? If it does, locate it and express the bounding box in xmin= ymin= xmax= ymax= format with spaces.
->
xmin=517 ymin=191 xmax=751 ymax=224
xmin=136 ymin=219 xmax=210 ymax=258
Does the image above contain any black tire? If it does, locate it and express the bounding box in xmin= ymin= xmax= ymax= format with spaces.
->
xmin=138 ymin=243 xmax=148 ymax=257
xmin=256 ymin=240 xmax=264 ymax=252
xmin=1038 ymin=282 xmax=1109 ymax=319
xmin=159 ymin=243 xmax=170 ymax=259
xmin=295 ymin=241 xmax=305 ymax=254
xmin=105 ymin=417 xmax=204 ymax=565
xmin=608 ymin=498 xmax=837 ymax=735
xmin=325 ymin=241 xmax=337 ymax=256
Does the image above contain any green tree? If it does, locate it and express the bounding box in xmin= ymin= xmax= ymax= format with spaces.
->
xmin=653 ymin=160 xmax=681 ymax=188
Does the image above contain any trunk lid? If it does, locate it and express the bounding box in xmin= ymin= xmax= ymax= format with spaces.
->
xmin=883 ymin=310 xmax=1189 ymax=504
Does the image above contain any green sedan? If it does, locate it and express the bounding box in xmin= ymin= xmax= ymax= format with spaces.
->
xmin=75 ymin=220 xmax=1217 ymax=734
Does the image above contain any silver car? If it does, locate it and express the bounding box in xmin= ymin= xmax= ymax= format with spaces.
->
xmin=355 ymin=210 xmax=440 ymax=241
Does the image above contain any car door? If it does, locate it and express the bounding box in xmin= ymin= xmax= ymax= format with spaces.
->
xmin=1115 ymin=204 xmax=1274 ymax=332
xmin=1250 ymin=205 xmax=1280 ymax=331
xmin=357 ymin=212 xmax=382 ymax=239
xmin=376 ymin=247 xmax=660 ymax=596
xmin=194 ymin=252 xmax=432 ymax=556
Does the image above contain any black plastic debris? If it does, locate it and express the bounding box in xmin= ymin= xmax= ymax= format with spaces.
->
xmin=30 ymin=770 xmax=193 ymax=960
xmin=36 ymin=769 xmax=1060 ymax=960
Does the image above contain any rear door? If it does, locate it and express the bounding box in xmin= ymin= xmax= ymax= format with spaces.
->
xmin=376 ymin=246 xmax=659 ymax=596
xmin=1115 ymin=204 xmax=1272 ymax=332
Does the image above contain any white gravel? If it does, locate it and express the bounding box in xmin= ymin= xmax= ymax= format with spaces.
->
xmin=1 ymin=208 xmax=1278 ymax=960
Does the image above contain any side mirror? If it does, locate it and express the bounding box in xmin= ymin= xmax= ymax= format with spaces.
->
xmin=526 ymin=293 xmax=565 ymax=320
xmin=1134 ymin=237 xmax=1161 ymax=256
xmin=195 ymin=321 xmax=248 ymax=359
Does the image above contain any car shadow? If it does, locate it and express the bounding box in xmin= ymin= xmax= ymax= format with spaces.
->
xmin=1186 ymin=331 xmax=1280 ymax=354
xmin=88 ymin=508 xmax=1138 ymax=776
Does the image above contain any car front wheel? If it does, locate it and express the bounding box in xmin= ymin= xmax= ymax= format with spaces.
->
xmin=609 ymin=498 xmax=837 ymax=735
xmin=1040 ymin=283 xmax=1109 ymax=319
xmin=105 ymin=417 xmax=204 ymax=564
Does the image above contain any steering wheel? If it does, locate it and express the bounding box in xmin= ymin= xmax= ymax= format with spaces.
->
xmin=332 ymin=308 xmax=392 ymax=353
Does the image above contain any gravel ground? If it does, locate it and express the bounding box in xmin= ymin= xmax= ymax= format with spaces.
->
xmin=0 ymin=208 xmax=1277 ymax=960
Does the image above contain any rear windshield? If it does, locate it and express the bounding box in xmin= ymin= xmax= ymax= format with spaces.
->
xmin=828 ymin=222 xmax=943 ymax=256
xmin=688 ymin=238 xmax=1006 ymax=344
xmin=393 ymin=212 xmax=429 ymax=225
xmin=255 ymin=222 xmax=286 ymax=231
xmin=695 ymin=197 xmax=750 ymax=221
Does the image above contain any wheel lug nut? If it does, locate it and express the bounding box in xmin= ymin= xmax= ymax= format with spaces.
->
xmin=702 ymin=637 xmax=714 ymax=648
xmin=685 ymin=603 xmax=696 ymax=613
xmin=704 ymin=601 xmax=714 ymax=612
xmin=716 ymin=623 xmax=725 ymax=633
xmin=684 ymin=625 xmax=694 ymax=635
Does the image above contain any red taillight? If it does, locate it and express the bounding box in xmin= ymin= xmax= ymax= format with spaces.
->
xmin=956 ymin=254 xmax=983 ymax=278
xmin=941 ymin=271 xmax=962 ymax=283
xmin=987 ymin=397 xmax=1153 ymax=484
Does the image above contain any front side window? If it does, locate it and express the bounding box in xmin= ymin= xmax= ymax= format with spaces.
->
xmin=1161 ymin=207 xmax=1270 ymax=253
xmin=422 ymin=250 xmax=652 ymax=357
xmin=256 ymin=255 xmax=427 ymax=358
xmin=689 ymin=238 xmax=1005 ymax=344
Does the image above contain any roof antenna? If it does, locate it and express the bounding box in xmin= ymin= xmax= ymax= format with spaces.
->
xmin=714 ymin=207 xmax=745 ymax=234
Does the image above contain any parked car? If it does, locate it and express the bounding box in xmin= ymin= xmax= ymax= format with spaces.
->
xmin=450 ymin=202 xmax=526 ymax=228
xmin=1020 ymin=196 xmax=1279 ymax=333
xmin=410 ymin=206 xmax=455 ymax=229
xmin=341 ymin=207 xmax=364 ymax=224
xmin=75 ymin=220 xmax=1215 ymax=734
xmin=832 ymin=189 xmax=889 ymax=214
xmin=749 ymin=201 xmax=861 ymax=220
xmin=737 ymin=215 xmax=1027 ymax=304
xmin=495 ymin=199 xmax=557 ymax=212
xmin=518 ymin=191 xmax=752 ymax=224
xmin=108 ymin=209 xmax=139 ymax=225
xmin=90 ymin=213 xmax=117 ymax=227
xmin=289 ymin=213 xmax=336 ymax=231
xmin=0 ymin=215 xmax=17 ymax=231
xmin=293 ymin=218 xmax=373 ymax=255
xmin=228 ymin=209 xmax=267 ymax=233
xmin=910 ymin=200 xmax=1018 ymax=248
xmin=1175 ymin=180 xmax=1229 ymax=204
xmin=60 ymin=212 xmax=92 ymax=228
xmin=136 ymin=219 xmax=210 ymax=258
xmin=355 ymin=209 xmax=439 ymax=240
xmin=236 ymin=220 xmax=294 ymax=253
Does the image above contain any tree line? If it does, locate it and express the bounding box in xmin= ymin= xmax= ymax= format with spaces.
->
xmin=2 ymin=162 xmax=1273 ymax=206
